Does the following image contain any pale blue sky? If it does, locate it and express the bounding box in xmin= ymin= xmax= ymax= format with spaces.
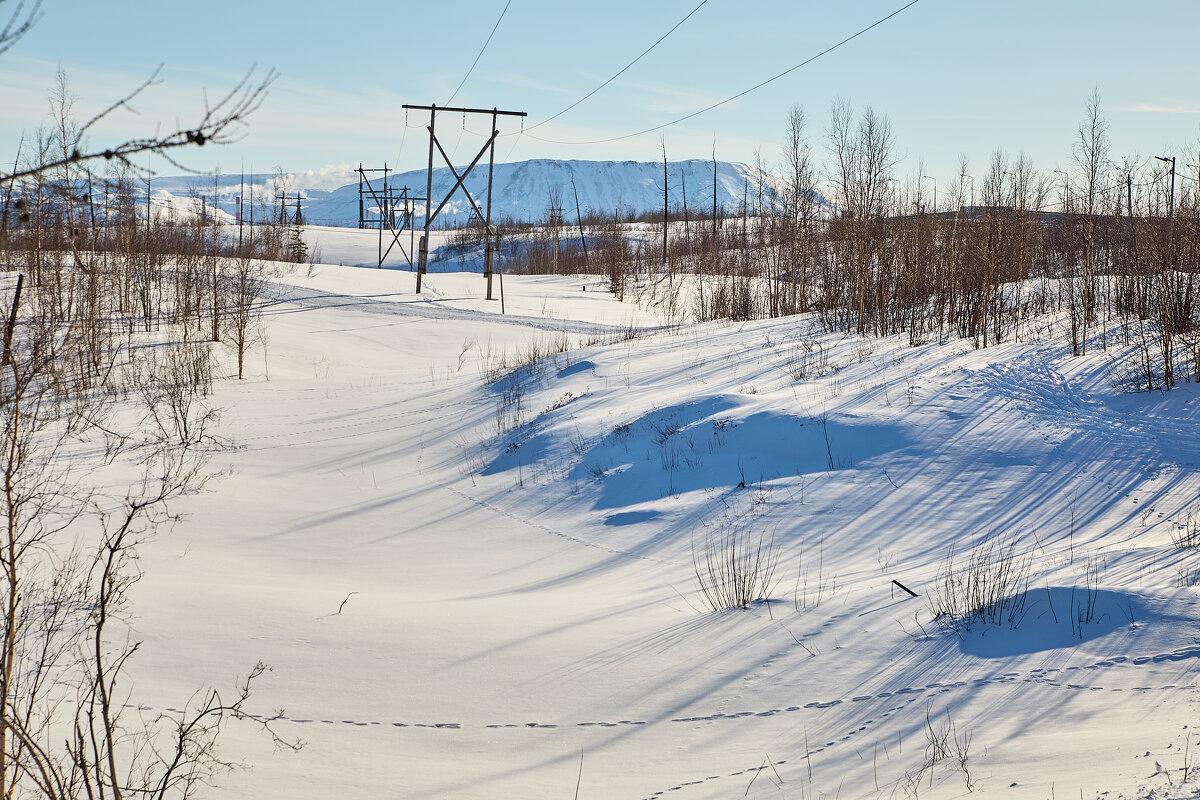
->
xmin=4 ymin=0 xmax=1199 ymax=193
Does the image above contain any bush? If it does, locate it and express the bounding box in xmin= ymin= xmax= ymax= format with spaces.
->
xmin=929 ymin=536 xmax=1032 ymax=634
xmin=691 ymin=516 xmax=778 ymax=611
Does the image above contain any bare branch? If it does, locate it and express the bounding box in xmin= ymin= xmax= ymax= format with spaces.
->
xmin=76 ymin=65 xmax=164 ymax=139
xmin=0 ymin=0 xmax=40 ymax=57
xmin=1 ymin=67 xmax=277 ymax=183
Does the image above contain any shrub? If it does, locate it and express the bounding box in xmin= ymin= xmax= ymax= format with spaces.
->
xmin=691 ymin=517 xmax=778 ymax=611
xmin=929 ymin=535 xmax=1032 ymax=634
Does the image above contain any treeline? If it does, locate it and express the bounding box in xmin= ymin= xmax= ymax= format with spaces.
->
xmin=504 ymin=95 xmax=1200 ymax=391
xmin=0 ymin=157 xmax=308 ymax=390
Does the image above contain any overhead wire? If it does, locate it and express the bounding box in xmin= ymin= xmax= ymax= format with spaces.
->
xmin=446 ymin=0 xmax=512 ymax=106
xmin=521 ymin=0 xmax=924 ymax=146
xmin=442 ymin=118 xmax=526 ymax=163
xmin=391 ymin=107 xmax=411 ymax=172
xmin=1013 ymin=174 xmax=1171 ymax=214
xmin=522 ymin=0 xmax=711 ymax=134
xmin=415 ymin=0 xmax=713 ymax=164
xmin=502 ymin=118 xmax=526 ymax=163
xmin=430 ymin=1 xmax=710 ymax=164
xmin=448 ymin=111 xmax=468 ymax=164
xmin=388 ymin=106 xmax=437 ymax=178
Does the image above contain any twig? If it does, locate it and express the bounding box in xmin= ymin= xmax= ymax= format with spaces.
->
xmin=574 ymin=747 xmax=584 ymax=800
xmin=745 ymin=756 xmax=767 ymax=795
xmin=336 ymin=592 xmax=358 ymax=615
xmin=1 ymin=66 xmax=278 ymax=182
xmin=767 ymin=754 xmax=784 ymax=785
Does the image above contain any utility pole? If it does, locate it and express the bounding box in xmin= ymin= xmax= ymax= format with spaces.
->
xmin=238 ymin=165 xmax=245 ymax=253
xmin=357 ymin=166 xmax=421 ymax=268
xmin=1054 ymin=170 xmax=1070 ymax=213
xmin=570 ymin=177 xmax=588 ymax=272
xmin=661 ymin=143 xmax=669 ymax=276
xmin=484 ymin=108 xmax=498 ymax=301
xmin=418 ymin=107 xmax=435 ymax=294
xmin=403 ymin=103 xmax=526 ymax=297
xmin=145 ymin=167 xmax=151 ymax=250
xmin=547 ymin=202 xmax=563 ymax=274
xmin=1126 ymin=171 xmax=1133 ymax=221
xmin=703 ymin=149 xmax=716 ymax=312
xmin=275 ymin=192 xmax=303 ymax=224
xmin=1125 ymin=169 xmax=1136 ymax=273
xmin=1155 ymin=154 xmax=1176 ymax=264
xmin=1155 ymin=155 xmax=1176 ymax=218
xmin=248 ymin=165 xmax=254 ymax=236
xmin=379 ymin=164 xmax=386 ymax=266
xmin=680 ymin=166 xmax=691 ymax=263
xmin=1190 ymin=157 xmax=1200 ymax=209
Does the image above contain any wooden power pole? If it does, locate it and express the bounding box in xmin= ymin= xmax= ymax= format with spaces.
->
xmin=402 ymin=104 xmax=526 ymax=298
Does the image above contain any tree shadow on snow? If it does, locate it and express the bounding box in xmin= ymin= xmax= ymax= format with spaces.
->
xmin=954 ymin=587 xmax=1144 ymax=658
xmin=486 ymin=396 xmax=913 ymax=512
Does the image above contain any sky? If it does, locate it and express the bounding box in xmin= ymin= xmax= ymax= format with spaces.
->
xmin=3 ymin=0 xmax=1200 ymax=198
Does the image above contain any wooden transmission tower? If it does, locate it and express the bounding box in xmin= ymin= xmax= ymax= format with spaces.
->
xmin=402 ymin=103 xmax=526 ymax=298
xmin=357 ymin=164 xmax=424 ymax=269
xmin=276 ymin=192 xmax=303 ymax=224
xmin=547 ymin=201 xmax=563 ymax=274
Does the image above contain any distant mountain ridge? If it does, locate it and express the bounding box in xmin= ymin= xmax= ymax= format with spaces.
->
xmin=148 ymin=159 xmax=811 ymax=227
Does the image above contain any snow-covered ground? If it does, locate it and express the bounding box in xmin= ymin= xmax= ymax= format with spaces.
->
xmin=128 ymin=227 xmax=1200 ymax=799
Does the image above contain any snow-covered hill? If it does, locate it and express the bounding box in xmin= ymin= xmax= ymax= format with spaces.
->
xmin=148 ymin=159 xmax=801 ymax=227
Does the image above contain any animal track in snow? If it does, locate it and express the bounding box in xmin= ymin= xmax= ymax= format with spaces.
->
xmin=121 ymin=648 xmax=1200 ymax=740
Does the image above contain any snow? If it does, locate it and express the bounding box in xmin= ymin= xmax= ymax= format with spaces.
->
xmin=125 ymin=229 xmax=1200 ymax=799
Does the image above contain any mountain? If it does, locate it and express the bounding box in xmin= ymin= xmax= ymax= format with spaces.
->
xmin=147 ymin=159 xmax=805 ymax=227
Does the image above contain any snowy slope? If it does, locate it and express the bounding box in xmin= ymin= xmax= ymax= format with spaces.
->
xmin=146 ymin=159 xmax=797 ymax=227
xmin=123 ymin=237 xmax=1200 ymax=800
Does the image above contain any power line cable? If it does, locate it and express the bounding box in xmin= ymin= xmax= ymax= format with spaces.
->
xmin=446 ymin=0 xmax=512 ymax=106
xmin=522 ymin=0 xmax=923 ymax=146
xmin=502 ymin=119 xmax=526 ymax=163
xmin=413 ymin=1 xmax=707 ymax=167
xmin=524 ymin=0 xmax=711 ymax=134
xmin=448 ymin=111 xmax=469 ymax=164
xmin=391 ymin=107 xmax=411 ymax=172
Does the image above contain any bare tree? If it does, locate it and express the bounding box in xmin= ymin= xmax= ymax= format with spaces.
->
xmin=1073 ymin=88 xmax=1110 ymax=221
xmin=0 ymin=10 xmax=295 ymax=796
xmin=225 ymin=255 xmax=267 ymax=380
xmin=658 ymin=136 xmax=669 ymax=277
xmin=0 ymin=297 xmax=294 ymax=800
xmin=824 ymin=100 xmax=899 ymax=334
xmin=1069 ymin=87 xmax=1111 ymax=355
xmin=826 ymin=99 xmax=897 ymax=221
xmin=781 ymin=104 xmax=817 ymax=310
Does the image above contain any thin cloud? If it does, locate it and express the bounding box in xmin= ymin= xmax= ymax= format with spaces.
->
xmin=612 ymin=78 xmax=731 ymax=116
xmin=487 ymin=71 xmax=576 ymax=97
xmin=1112 ymin=102 xmax=1200 ymax=114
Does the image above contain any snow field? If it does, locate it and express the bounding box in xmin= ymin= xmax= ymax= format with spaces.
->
xmin=126 ymin=248 xmax=1200 ymax=799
